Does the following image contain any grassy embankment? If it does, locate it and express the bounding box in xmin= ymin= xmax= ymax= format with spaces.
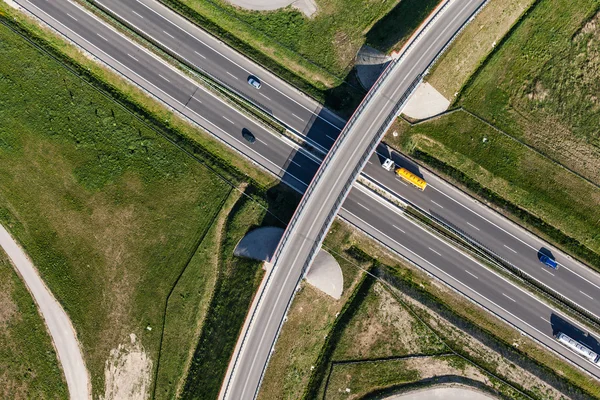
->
xmin=0 ymin=249 xmax=68 ymax=400
xmin=261 ymin=219 xmax=600 ymax=399
xmin=0 ymin=13 xmax=282 ymax=398
xmin=0 ymin=4 xmax=304 ymax=398
xmin=425 ymin=0 xmax=536 ymax=99
xmin=390 ymin=0 xmax=600 ymax=268
xmin=160 ymin=0 xmax=439 ymax=114
xmin=178 ymin=195 xmax=269 ymax=400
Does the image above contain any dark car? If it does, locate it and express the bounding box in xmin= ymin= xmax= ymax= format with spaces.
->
xmin=539 ymin=254 xmax=558 ymax=269
xmin=247 ymin=76 xmax=261 ymax=89
xmin=242 ymin=129 xmax=256 ymax=144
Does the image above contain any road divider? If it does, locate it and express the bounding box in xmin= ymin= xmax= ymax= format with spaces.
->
xmin=363 ymin=172 xmax=600 ymax=334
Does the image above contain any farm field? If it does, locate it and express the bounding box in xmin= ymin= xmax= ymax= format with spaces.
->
xmin=0 ymin=249 xmax=68 ymax=400
xmin=0 ymin=20 xmax=234 ymax=398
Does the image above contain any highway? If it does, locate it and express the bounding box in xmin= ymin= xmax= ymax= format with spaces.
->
xmin=10 ymin=0 xmax=600 ymax=396
xmin=80 ymin=0 xmax=600 ymax=319
xmin=222 ymin=1 xmax=498 ymax=398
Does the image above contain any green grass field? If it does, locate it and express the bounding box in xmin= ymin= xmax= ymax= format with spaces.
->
xmin=179 ymin=195 xmax=266 ymax=400
xmin=153 ymin=189 xmax=239 ymax=400
xmin=387 ymin=112 xmax=600 ymax=257
xmin=459 ymin=0 xmax=600 ymax=185
xmin=0 ymin=21 xmax=232 ymax=397
xmin=0 ymin=250 xmax=68 ymax=400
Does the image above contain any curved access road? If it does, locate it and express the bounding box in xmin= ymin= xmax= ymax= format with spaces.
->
xmin=0 ymin=224 xmax=90 ymax=400
xmin=383 ymin=386 xmax=497 ymax=400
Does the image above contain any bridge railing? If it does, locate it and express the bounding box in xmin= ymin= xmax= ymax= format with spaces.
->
xmin=271 ymin=0 xmax=454 ymax=265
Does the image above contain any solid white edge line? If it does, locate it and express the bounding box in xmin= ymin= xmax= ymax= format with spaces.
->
xmin=26 ymin=0 xmax=311 ymax=194
xmin=128 ymin=0 xmax=346 ymax=131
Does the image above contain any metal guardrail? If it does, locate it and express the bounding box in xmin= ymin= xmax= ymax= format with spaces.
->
xmin=425 ymin=210 xmax=600 ymax=329
xmin=272 ymin=0 xmax=455 ymax=264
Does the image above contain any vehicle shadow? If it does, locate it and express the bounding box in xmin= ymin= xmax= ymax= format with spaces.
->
xmin=538 ymin=247 xmax=555 ymax=262
xmin=550 ymin=313 xmax=600 ymax=354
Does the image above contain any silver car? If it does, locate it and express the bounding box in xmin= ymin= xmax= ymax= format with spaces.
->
xmin=247 ymin=76 xmax=261 ymax=89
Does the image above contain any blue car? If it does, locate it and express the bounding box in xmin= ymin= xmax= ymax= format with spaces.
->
xmin=540 ymin=254 xmax=558 ymax=269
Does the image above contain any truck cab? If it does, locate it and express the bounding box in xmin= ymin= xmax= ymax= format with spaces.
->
xmin=382 ymin=158 xmax=394 ymax=171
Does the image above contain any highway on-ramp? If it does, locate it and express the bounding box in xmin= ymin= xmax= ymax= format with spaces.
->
xmin=0 ymin=224 xmax=90 ymax=400
xmin=78 ymin=0 xmax=600 ymax=320
xmin=10 ymin=0 xmax=600 ymax=396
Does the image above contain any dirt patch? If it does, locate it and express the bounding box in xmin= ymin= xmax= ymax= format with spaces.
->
xmin=526 ymin=80 xmax=549 ymax=102
xmin=101 ymin=333 xmax=153 ymax=400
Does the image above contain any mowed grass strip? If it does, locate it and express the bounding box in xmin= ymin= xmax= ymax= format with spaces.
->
xmin=459 ymin=0 xmax=600 ymax=184
xmin=426 ymin=0 xmax=535 ymax=99
xmin=180 ymin=195 xmax=266 ymax=400
xmin=387 ymin=112 xmax=600 ymax=256
xmin=154 ymin=188 xmax=240 ymax=400
xmin=0 ymin=22 xmax=232 ymax=396
xmin=0 ymin=249 xmax=68 ymax=400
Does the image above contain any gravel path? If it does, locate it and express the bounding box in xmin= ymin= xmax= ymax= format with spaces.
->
xmin=384 ymin=386 xmax=497 ymax=400
xmin=0 ymin=224 xmax=91 ymax=400
xmin=224 ymin=0 xmax=317 ymax=17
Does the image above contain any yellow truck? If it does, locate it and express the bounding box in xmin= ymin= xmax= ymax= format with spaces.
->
xmin=395 ymin=168 xmax=427 ymax=191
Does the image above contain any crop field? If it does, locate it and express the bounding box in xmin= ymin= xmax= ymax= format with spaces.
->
xmin=459 ymin=0 xmax=600 ymax=185
xmin=0 ymin=21 xmax=234 ymax=398
xmin=0 ymin=249 xmax=68 ymax=400
xmin=163 ymin=0 xmax=438 ymax=104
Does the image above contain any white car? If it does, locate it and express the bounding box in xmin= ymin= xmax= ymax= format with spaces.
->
xmin=382 ymin=158 xmax=394 ymax=171
xmin=247 ymin=76 xmax=261 ymax=89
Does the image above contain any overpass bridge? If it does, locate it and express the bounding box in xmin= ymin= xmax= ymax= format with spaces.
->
xmin=221 ymin=0 xmax=488 ymax=398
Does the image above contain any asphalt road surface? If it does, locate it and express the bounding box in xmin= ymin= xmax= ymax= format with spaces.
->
xmin=0 ymin=224 xmax=90 ymax=400
xmin=81 ymin=0 xmax=600 ymax=320
xmin=221 ymin=2 xmax=507 ymax=398
xmin=11 ymin=0 xmax=600 ymax=395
